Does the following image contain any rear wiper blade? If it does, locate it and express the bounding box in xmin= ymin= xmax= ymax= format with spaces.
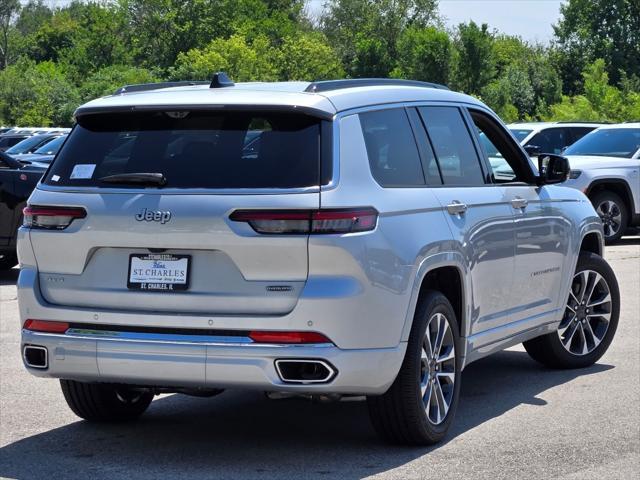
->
xmin=99 ymin=172 xmax=167 ymax=186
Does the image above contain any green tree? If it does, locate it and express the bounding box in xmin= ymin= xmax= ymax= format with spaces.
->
xmin=545 ymin=59 xmax=640 ymax=122
xmin=0 ymin=58 xmax=79 ymax=126
xmin=452 ymin=22 xmax=495 ymax=95
xmin=170 ymin=34 xmax=278 ymax=82
xmin=489 ymin=35 xmax=562 ymax=118
xmin=276 ymin=33 xmax=343 ymax=80
xmin=121 ymin=0 xmax=307 ymax=71
xmin=57 ymin=2 xmax=134 ymax=81
xmin=14 ymin=0 xmax=51 ymax=36
xmin=391 ymin=25 xmax=452 ymax=85
xmin=80 ymin=65 xmax=159 ymax=101
xmin=322 ymin=0 xmax=439 ymax=77
xmin=553 ymin=0 xmax=640 ymax=94
xmin=0 ymin=0 xmax=20 ymax=67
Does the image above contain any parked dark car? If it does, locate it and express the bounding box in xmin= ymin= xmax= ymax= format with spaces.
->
xmin=0 ymin=151 xmax=49 ymax=269
xmin=0 ymin=134 xmax=31 ymax=152
xmin=11 ymin=134 xmax=67 ymax=163
xmin=4 ymin=134 xmax=62 ymax=156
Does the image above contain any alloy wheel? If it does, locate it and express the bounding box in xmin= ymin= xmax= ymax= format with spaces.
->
xmin=558 ymin=269 xmax=612 ymax=355
xmin=420 ymin=313 xmax=456 ymax=425
xmin=596 ymin=200 xmax=623 ymax=239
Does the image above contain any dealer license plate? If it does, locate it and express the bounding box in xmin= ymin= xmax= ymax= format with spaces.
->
xmin=127 ymin=254 xmax=190 ymax=291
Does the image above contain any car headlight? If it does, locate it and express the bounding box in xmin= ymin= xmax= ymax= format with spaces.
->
xmin=569 ymin=170 xmax=582 ymax=179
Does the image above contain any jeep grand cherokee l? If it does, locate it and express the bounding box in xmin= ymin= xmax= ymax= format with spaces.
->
xmin=18 ymin=76 xmax=619 ymax=445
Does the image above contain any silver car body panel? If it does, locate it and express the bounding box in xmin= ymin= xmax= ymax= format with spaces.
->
xmin=18 ymin=83 xmax=605 ymax=393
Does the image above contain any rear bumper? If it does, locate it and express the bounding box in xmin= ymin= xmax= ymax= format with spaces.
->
xmin=21 ymin=329 xmax=405 ymax=395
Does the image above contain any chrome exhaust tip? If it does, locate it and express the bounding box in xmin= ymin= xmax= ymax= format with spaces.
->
xmin=275 ymin=359 xmax=337 ymax=384
xmin=23 ymin=345 xmax=48 ymax=369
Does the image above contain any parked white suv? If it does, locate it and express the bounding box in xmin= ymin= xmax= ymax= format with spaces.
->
xmin=509 ymin=122 xmax=603 ymax=156
xmin=562 ymin=123 xmax=640 ymax=243
xmin=18 ymin=77 xmax=619 ymax=445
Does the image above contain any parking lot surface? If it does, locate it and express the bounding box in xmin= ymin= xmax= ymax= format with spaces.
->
xmin=1 ymin=237 xmax=638 ymax=480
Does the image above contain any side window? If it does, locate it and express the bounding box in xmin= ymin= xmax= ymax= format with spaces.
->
xmin=527 ymin=128 xmax=566 ymax=154
xmin=569 ymin=127 xmax=595 ymax=145
xmin=417 ymin=106 xmax=485 ymax=186
xmin=469 ymin=108 xmax=534 ymax=184
xmin=406 ymin=108 xmax=443 ymax=184
xmin=360 ymin=108 xmax=425 ymax=187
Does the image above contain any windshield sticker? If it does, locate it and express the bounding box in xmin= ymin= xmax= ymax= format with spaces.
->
xmin=51 ymin=175 xmax=60 ymax=182
xmin=70 ymin=164 xmax=96 ymax=179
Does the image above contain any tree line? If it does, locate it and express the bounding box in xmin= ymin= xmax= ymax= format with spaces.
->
xmin=0 ymin=0 xmax=638 ymax=127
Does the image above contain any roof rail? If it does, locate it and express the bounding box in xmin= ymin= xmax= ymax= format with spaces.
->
xmin=113 ymin=81 xmax=209 ymax=95
xmin=305 ymin=78 xmax=450 ymax=93
xmin=555 ymin=120 xmax=610 ymax=124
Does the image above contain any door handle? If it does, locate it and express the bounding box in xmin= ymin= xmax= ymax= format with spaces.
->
xmin=511 ymin=197 xmax=528 ymax=210
xmin=446 ymin=201 xmax=468 ymax=216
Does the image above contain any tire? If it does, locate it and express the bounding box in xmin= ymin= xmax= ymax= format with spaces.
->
xmin=0 ymin=252 xmax=17 ymax=270
xmin=367 ymin=290 xmax=461 ymax=445
xmin=523 ymin=252 xmax=619 ymax=369
xmin=591 ymin=191 xmax=628 ymax=244
xmin=60 ymin=380 xmax=154 ymax=422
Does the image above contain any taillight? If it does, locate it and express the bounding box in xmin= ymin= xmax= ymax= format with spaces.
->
xmin=23 ymin=319 xmax=70 ymax=334
xmin=249 ymin=331 xmax=332 ymax=344
xmin=230 ymin=208 xmax=378 ymax=234
xmin=23 ymin=205 xmax=86 ymax=230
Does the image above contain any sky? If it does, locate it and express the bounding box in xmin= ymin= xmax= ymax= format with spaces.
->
xmin=308 ymin=0 xmax=566 ymax=44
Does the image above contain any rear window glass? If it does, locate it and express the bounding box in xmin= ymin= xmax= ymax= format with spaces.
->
xmin=360 ymin=108 xmax=425 ymax=187
xmin=44 ymin=111 xmax=321 ymax=189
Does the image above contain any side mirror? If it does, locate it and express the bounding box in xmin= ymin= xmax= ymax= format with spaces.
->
xmin=537 ymin=154 xmax=570 ymax=185
xmin=524 ymin=144 xmax=541 ymax=156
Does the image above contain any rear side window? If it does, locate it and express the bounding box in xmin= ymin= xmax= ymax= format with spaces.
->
xmin=44 ymin=111 xmax=321 ymax=189
xmin=569 ymin=127 xmax=596 ymax=144
xmin=418 ymin=107 xmax=485 ymax=186
xmin=360 ymin=108 xmax=425 ymax=187
xmin=0 ymin=136 xmax=27 ymax=148
xmin=527 ymin=128 xmax=568 ymax=154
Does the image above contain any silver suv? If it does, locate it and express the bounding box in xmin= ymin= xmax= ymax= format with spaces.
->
xmin=18 ymin=77 xmax=620 ymax=445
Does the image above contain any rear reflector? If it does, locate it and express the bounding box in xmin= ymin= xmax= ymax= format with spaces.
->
xmin=230 ymin=208 xmax=378 ymax=234
xmin=23 ymin=205 xmax=86 ymax=230
xmin=249 ymin=331 xmax=332 ymax=344
xmin=23 ymin=319 xmax=69 ymax=334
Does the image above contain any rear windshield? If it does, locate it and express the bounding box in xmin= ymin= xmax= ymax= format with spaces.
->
xmin=44 ymin=111 xmax=322 ymax=189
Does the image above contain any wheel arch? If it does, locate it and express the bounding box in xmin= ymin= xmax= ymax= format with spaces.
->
xmin=401 ymin=253 xmax=468 ymax=359
xmin=586 ymin=179 xmax=634 ymax=219
xmin=579 ymin=230 xmax=604 ymax=257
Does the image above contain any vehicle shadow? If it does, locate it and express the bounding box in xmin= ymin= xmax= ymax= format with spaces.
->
xmin=0 ymin=351 xmax=613 ymax=480
xmin=0 ymin=267 xmax=18 ymax=286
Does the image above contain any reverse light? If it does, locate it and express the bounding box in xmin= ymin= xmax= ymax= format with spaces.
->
xmin=23 ymin=319 xmax=70 ymax=334
xmin=249 ymin=331 xmax=332 ymax=344
xmin=23 ymin=205 xmax=86 ymax=230
xmin=230 ymin=208 xmax=378 ymax=234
